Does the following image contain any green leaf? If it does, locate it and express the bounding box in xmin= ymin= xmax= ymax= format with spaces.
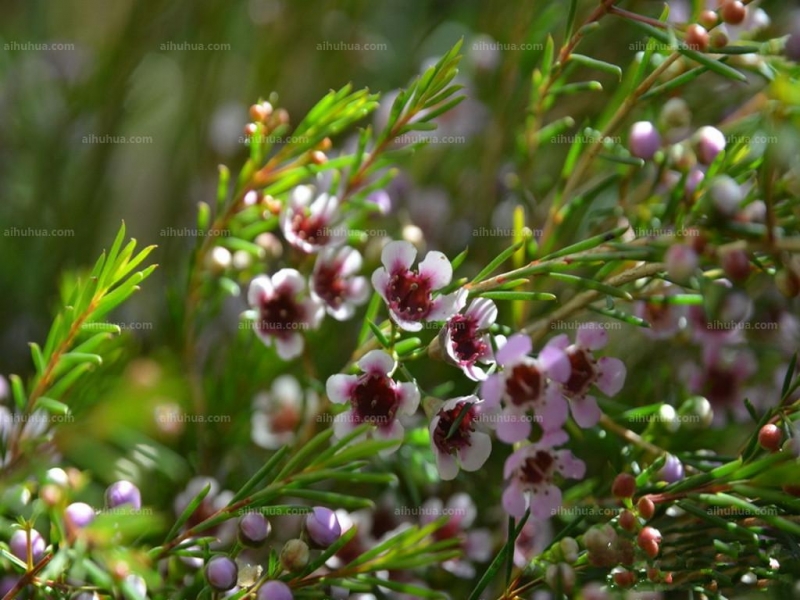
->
xmin=79 ymin=322 xmax=122 ymax=334
xmin=471 ymin=236 xmax=530 ymax=283
xmin=565 ymin=0 xmax=578 ymax=41
xmin=538 ymin=226 xmax=629 ymax=261
xmin=165 ymin=483 xmax=212 ymax=542
xmin=549 ymin=272 xmax=633 ymax=300
xmin=569 ymin=53 xmax=622 ymax=81
xmin=34 ymin=397 xmax=70 ymax=416
xmin=587 ymin=305 xmax=650 ymax=328
xmin=9 ymin=374 xmax=27 ymax=410
xmin=598 ymin=153 xmax=645 ymax=167
xmin=366 ymin=320 xmax=391 ymax=349
xmin=46 ymin=362 xmax=95 ymax=399
xmin=29 ymin=343 xmax=45 ymax=374
xmin=781 ymin=353 xmax=798 ymax=400
xmin=357 ymin=295 xmax=383 ymax=347
xmin=476 ymin=291 xmax=557 ymax=302
xmin=229 ymin=446 xmax=290 ymax=504
xmin=469 ymin=511 xmax=530 ymax=600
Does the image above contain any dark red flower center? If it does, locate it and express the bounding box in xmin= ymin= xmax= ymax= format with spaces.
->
xmin=448 ymin=315 xmax=486 ymax=363
xmin=563 ymin=347 xmax=597 ymax=397
xmin=703 ymin=366 xmax=737 ymax=406
xmin=505 ymin=363 xmax=543 ymax=407
xmin=387 ymin=270 xmax=433 ymax=320
xmin=352 ymin=373 xmax=399 ymax=426
xmin=520 ymin=450 xmax=554 ymax=485
xmin=258 ymin=289 xmax=302 ymax=339
xmin=432 ymin=402 xmax=476 ymax=456
xmin=313 ymin=262 xmax=347 ymax=308
xmin=291 ymin=212 xmax=328 ymax=246
xmin=270 ymin=403 xmax=300 ymax=433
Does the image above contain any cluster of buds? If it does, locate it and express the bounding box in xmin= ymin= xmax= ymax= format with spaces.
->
xmin=245 ymin=100 xmax=289 ymax=137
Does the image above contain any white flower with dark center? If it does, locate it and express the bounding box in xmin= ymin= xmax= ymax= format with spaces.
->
xmin=311 ymin=246 xmax=370 ymax=321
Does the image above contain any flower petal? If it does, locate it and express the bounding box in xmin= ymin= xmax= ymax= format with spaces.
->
xmin=347 ymin=276 xmax=370 ymax=305
xmin=418 ymin=251 xmax=453 ymax=289
xmin=389 ymin=308 xmax=425 ymax=332
xmin=326 ymin=374 xmax=358 ymax=404
xmin=596 ymin=357 xmax=626 ymax=396
xmin=371 ymin=268 xmax=390 ymax=300
xmin=540 ymin=389 xmax=569 ymax=431
xmin=576 ymin=324 xmax=608 ymax=350
xmin=333 ymin=412 xmax=358 ymax=438
xmin=275 ymin=333 xmax=304 ymax=360
xmin=496 ymin=416 xmax=532 ymax=444
xmin=247 ymin=276 xmax=273 ymax=307
xmin=531 ymin=485 xmax=562 ymax=520
xmin=503 ymin=447 xmax=527 ymax=479
xmin=397 ymin=382 xmax=420 ymax=415
xmin=480 ymin=374 xmax=504 ymax=408
xmin=272 ymin=269 xmax=306 ymax=295
xmin=570 ymin=394 xmax=602 ymax=428
xmin=555 ymin=450 xmax=586 ymax=479
xmin=496 ymin=334 xmax=532 ymax=366
xmin=427 ymin=289 xmax=468 ymax=322
xmin=459 ymin=432 xmax=492 ymax=471
xmin=302 ymin=298 xmax=325 ymax=329
xmin=338 ymin=246 xmax=363 ymax=275
xmin=357 ymin=350 xmax=396 ymax=375
xmin=502 ymin=483 xmax=528 ymax=518
xmin=539 ymin=345 xmax=570 ymax=383
xmin=380 ymin=240 xmax=417 ymax=272
xmin=466 ymin=298 xmax=498 ymax=329
xmin=435 ymin=451 xmax=460 ymax=481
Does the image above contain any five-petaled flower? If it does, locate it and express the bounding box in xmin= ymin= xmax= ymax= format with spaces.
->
xmin=429 ymin=395 xmax=493 ymax=480
xmin=481 ymin=334 xmax=571 ymax=444
xmin=280 ymin=185 xmax=345 ymax=253
xmin=371 ymin=240 xmax=466 ymax=332
xmin=440 ymin=298 xmax=498 ymax=381
xmin=311 ymin=246 xmax=370 ymax=321
xmin=326 ymin=350 xmax=419 ymax=452
xmin=247 ymin=269 xmax=324 ymax=360
xmin=502 ymin=438 xmax=586 ymax=519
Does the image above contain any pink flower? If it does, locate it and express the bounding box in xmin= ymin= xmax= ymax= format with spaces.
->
xmin=326 ymin=350 xmax=419 ymax=451
xmin=549 ymin=325 xmax=627 ymax=428
xmin=440 ymin=298 xmax=498 ymax=381
xmin=280 ymin=185 xmax=345 ymax=253
xmin=429 ymin=395 xmax=493 ymax=480
xmin=247 ymin=270 xmax=324 ymax=360
xmin=683 ymin=347 xmax=757 ymax=424
xmin=371 ymin=241 xmax=467 ymax=332
xmin=480 ymin=334 xmax=571 ymax=444
xmin=251 ymin=375 xmax=319 ymax=449
xmin=311 ymin=246 xmax=370 ymax=321
xmin=502 ymin=441 xmax=586 ymax=520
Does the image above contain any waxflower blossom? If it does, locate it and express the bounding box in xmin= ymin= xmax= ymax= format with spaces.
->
xmin=502 ymin=440 xmax=586 ymax=519
xmin=326 ymin=350 xmax=419 ymax=448
xmin=480 ymin=334 xmax=571 ymax=443
xmin=247 ymin=269 xmax=324 ymax=360
xmin=439 ymin=298 xmax=498 ymax=381
xmin=429 ymin=395 xmax=493 ymax=480
xmin=371 ymin=240 xmax=467 ymax=332
xmin=549 ymin=325 xmax=627 ymax=428
xmin=280 ymin=184 xmax=344 ymax=253
xmin=311 ymin=246 xmax=369 ymax=320
xmin=251 ymin=375 xmax=319 ymax=450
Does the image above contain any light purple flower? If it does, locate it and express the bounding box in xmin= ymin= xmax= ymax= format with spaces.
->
xmin=549 ymin=325 xmax=627 ymax=428
xmin=247 ymin=270 xmax=324 ymax=360
xmin=480 ymin=334 xmax=571 ymax=443
xmin=371 ymin=240 xmax=467 ymax=332
xmin=684 ymin=347 xmax=757 ymax=424
xmin=440 ymin=298 xmax=498 ymax=381
xmin=429 ymin=395 xmax=493 ymax=480
xmin=311 ymin=246 xmax=370 ymax=321
xmin=251 ymin=375 xmax=318 ymax=450
xmin=280 ymin=185 xmax=344 ymax=253
xmin=326 ymin=350 xmax=419 ymax=451
xmin=502 ymin=441 xmax=586 ymax=519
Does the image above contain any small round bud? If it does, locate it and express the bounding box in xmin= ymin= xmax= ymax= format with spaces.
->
xmin=637 ymin=496 xmax=656 ymax=520
xmin=45 ymin=468 xmax=69 ymax=487
xmin=679 ymin=395 xmax=713 ymax=429
xmin=660 ymin=98 xmax=691 ymax=131
xmin=244 ymin=123 xmax=258 ymax=137
xmin=619 ymin=510 xmax=637 ymax=532
xmin=238 ymin=512 xmax=271 ymax=547
xmin=666 ymin=244 xmax=698 ymax=283
xmin=65 ymin=502 xmax=96 ymax=531
xmin=545 ymin=564 xmax=575 ymax=592
xmin=637 ymin=526 xmax=662 ymax=549
xmin=659 ymin=454 xmax=685 ymax=483
xmin=685 ymin=24 xmax=709 ymax=52
xmin=694 ymin=126 xmax=726 ymax=165
xmin=628 ymin=121 xmax=661 ymax=160
xmin=559 ymin=537 xmax=580 ymax=563
xmin=249 ymin=104 xmax=267 ymax=122
xmin=205 ymin=246 xmax=232 ymax=271
xmin=776 ymin=268 xmax=800 ymax=298
xmin=306 ymin=507 xmax=341 ymax=548
xmin=280 ymin=539 xmax=309 ymax=572
xmin=105 ymin=480 xmax=142 ymax=510
xmin=710 ymin=27 xmax=729 ymax=49
xmin=721 ymin=1 xmax=747 ymax=25
xmin=612 ymin=568 xmax=637 ymax=587
xmin=720 ymin=248 xmax=751 ymax=282
xmin=205 ymin=556 xmax=238 ymax=592
xmin=758 ymin=424 xmax=782 ymax=452
xmin=310 ymin=150 xmax=327 ymax=165
xmin=40 ymin=484 xmax=63 ymax=507
xmin=9 ymin=529 xmax=46 ymax=563
xmin=685 ymin=168 xmax=705 ymax=196
xmin=709 ymin=175 xmax=744 ymax=217
xmin=612 ymin=473 xmax=636 ymax=499
xmin=258 ymin=581 xmax=294 ymax=600
xmin=124 ymin=574 xmax=147 ymax=598
xmin=699 ymin=10 xmax=719 ymax=28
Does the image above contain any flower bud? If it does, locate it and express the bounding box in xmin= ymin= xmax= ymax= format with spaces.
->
xmin=238 ymin=512 xmax=271 ymax=547
xmin=699 ymin=10 xmax=719 ymax=28
xmin=679 ymin=395 xmax=713 ymax=429
xmin=637 ymin=496 xmax=656 ymax=520
xmin=685 ymin=168 xmax=705 ymax=197
xmin=205 ymin=556 xmax=238 ymax=592
xmin=710 ymin=27 xmax=729 ymax=50
xmin=637 ymin=526 xmax=662 ymax=558
xmin=659 ymin=98 xmax=691 ymax=133
xmin=721 ymin=1 xmax=747 ymax=25
xmin=709 ymin=175 xmax=744 ymax=217
xmin=659 ymin=454 xmax=685 ymax=483
xmin=545 ymin=564 xmax=575 ymax=592
xmin=619 ymin=510 xmax=637 ymax=532
xmin=720 ymin=248 xmax=751 ymax=282
xmin=628 ymin=121 xmax=661 ymax=160
xmin=666 ymin=244 xmax=698 ymax=283
xmin=9 ymin=529 xmax=46 ymax=563
xmin=257 ymin=581 xmax=293 ymax=600
xmin=105 ymin=480 xmax=142 ymax=510
xmin=65 ymin=502 xmax=96 ymax=532
xmin=612 ymin=473 xmax=636 ymax=499
xmin=559 ymin=537 xmax=580 ymax=563
xmin=758 ymin=424 xmax=782 ymax=452
xmin=305 ymin=506 xmax=341 ymax=548
xmin=280 ymin=539 xmax=309 ymax=572
xmin=685 ymin=24 xmax=709 ymax=52
xmin=45 ymin=468 xmax=69 ymax=487
xmin=776 ymin=268 xmax=800 ymax=298
xmin=612 ymin=568 xmax=637 ymax=587
xmin=694 ymin=126 xmax=726 ymax=165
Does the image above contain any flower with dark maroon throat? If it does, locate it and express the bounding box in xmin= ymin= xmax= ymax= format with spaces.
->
xmin=326 ymin=350 xmax=419 ymax=451
xmin=371 ymin=240 xmax=467 ymax=332
xmin=502 ymin=441 xmax=586 ymax=519
xmin=311 ymin=246 xmax=370 ymax=321
xmin=440 ymin=298 xmax=498 ymax=381
xmin=247 ymin=269 xmax=324 ymax=360
xmin=429 ymin=395 xmax=492 ymax=480
xmin=280 ymin=185 xmax=345 ymax=253
xmin=549 ymin=324 xmax=626 ymax=428
xmin=480 ymin=334 xmax=571 ymax=444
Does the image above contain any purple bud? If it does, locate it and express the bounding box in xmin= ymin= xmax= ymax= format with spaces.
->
xmin=659 ymin=454 xmax=685 ymax=483
xmin=628 ymin=121 xmax=661 ymax=160
xmin=9 ymin=529 xmax=45 ymax=563
xmin=205 ymin=556 xmax=238 ymax=591
xmin=105 ymin=480 xmax=142 ymax=510
xmin=709 ymin=175 xmax=744 ymax=217
xmin=685 ymin=168 xmax=705 ymax=196
xmin=65 ymin=502 xmax=96 ymax=530
xmin=694 ymin=126 xmax=726 ymax=165
xmin=366 ymin=190 xmax=392 ymax=215
xmin=665 ymin=244 xmax=698 ymax=282
xmin=238 ymin=512 xmax=271 ymax=547
xmin=257 ymin=581 xmax=294 ymax=600
xmin=305 ymin=506 xmax=341 ymax=547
